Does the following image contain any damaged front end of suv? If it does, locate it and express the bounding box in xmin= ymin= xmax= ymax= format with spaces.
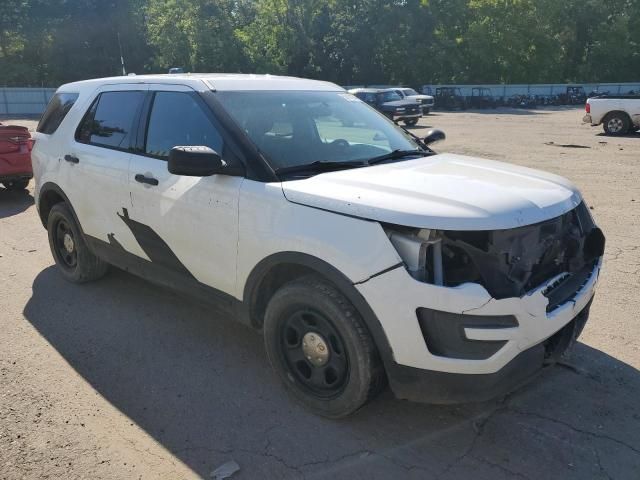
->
xmin=375 ymin=201 xmax=605 ymax=403
xmin=387 ymin=202 xmax=605 ymax=309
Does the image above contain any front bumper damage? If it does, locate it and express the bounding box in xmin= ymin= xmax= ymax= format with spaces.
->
xmin=356 ymin=202 xmax=605 ymax=403
xmin=357 ymin=259 xmax=601 ymax=403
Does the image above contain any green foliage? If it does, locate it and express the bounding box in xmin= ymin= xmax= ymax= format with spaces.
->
xmin=0 ymin=0 xmax=638 ymax=86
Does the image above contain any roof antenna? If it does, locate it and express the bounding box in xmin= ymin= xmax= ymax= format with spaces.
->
xmin=117 ymin=32 xmax=127 ymax=76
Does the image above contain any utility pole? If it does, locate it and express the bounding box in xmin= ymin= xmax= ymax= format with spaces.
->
xmin=117 ymin=32 xmax=127 ymax=76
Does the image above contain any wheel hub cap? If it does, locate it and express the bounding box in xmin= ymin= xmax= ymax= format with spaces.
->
xmin=63 ymin=233 xmax=74 ymax=253
xmin=302 ymin=332 xmax=330 ymax=367
xmin=608 ymin=118 xmax=623 ymax=132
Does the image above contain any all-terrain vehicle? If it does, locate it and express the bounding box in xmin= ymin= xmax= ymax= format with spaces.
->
xmin=467 ymin=88 xmax=497 ymax=109
xmin=435 ymin=87 xmax=467 ymax=110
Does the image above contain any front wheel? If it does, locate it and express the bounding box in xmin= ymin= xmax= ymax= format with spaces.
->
xmin=404 ymin=118 xmax=419 ymax=127
xmin=3 ymin=178 xmax=29 ymax=191
xmin=47 ymin=203 xmax=109 ymax=283
xmin=263 ymin=275 xmax=385 ymax=418
xmin=603 ymin=112 xmax=630 ymax=135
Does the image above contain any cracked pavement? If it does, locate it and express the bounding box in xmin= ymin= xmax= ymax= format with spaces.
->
xmin=1 ymin=109 xmax=639 ymax=479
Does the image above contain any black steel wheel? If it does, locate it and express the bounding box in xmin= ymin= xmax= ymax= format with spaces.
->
xmin=47 ymin=203 xmax=109 ymax=283
xmin=280 ymin=308 xmax=349 ymax=398
xmin=264 ymin=275 xmax=385 ymax=418
xmin=53 ymin=216 xmax=78 ymax=269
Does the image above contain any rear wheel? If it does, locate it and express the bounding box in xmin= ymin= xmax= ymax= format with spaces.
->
xmin=264 ymin=275 xmax=384 ymax=418
xmin=603 ymin=112 xmax=631 ymax=135
xmin=3 ymin=178 xmax=29 ymax=191
xmin=47 ymin=203 xmax=109 ymax=283
xmin=404 ymin=118 xmax=419 ymax=127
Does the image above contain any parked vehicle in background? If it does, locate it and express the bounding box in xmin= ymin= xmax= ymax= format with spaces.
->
xmin=32 ymin=74 xmax=605 ymax=418
xmin=0 ymin=123 xmax=33 ymax=191
xmin=349 ymin=88 xmax=422 ymax=126
xmin=467 ymin=87 xmax=497 ymax=109
xmin=168 ymin=67 xmax=185 ymax=74
xmin=584 ymin=95 xmax=640 ymax=135
xmin=559 ymin=86 xmax=587 ymax=105
xmin=434 ymin=87 xmax=466 ymax=110
xmin=588 ymin=88 xmax=610 ymax=98
xmin=507 ymin=94 xmax=537 ymax=109
xmin=392 ymin=87 xmax=435 ymax=114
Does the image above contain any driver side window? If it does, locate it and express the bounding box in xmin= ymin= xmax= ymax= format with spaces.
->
xmin=145 ymin=91 xmax=224 ymax=159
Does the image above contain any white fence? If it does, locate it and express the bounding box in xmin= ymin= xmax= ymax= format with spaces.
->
xmin=0 ymin=88 xmax=57 ymax=116
xmin=420 ymin=83 xmax=640 ymax=97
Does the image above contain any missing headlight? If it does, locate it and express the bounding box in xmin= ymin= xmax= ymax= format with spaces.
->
xmin=385 ymin=227 xmax=443 ymax=284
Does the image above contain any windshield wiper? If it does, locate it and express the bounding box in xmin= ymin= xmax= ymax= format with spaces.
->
xmin=367 ymin=149 xmax=430 ymax=165
xmin=275 ymin=160 xmax=368 ymax=176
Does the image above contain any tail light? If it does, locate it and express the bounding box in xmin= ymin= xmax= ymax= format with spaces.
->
xmin=585 ymin=102 xmax=590 ymax=113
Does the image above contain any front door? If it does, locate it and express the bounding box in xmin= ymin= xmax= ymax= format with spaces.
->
xmin=127 ymin=85 xmax=243 ymax=296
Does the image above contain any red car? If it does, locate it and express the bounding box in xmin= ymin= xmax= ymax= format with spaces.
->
xmin=0 ymin=123 xmax=33 ymax=191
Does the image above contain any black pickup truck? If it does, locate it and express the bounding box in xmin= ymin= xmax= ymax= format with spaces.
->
xmin=349 ymin=88 xmax=422 ymax=126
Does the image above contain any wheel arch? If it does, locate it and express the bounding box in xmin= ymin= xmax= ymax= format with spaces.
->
xmin=38 ymin=182 xmax=83 ymax=233
xmin=243 ymin=251 xmax=395 ymax=366
xmin=603 ymin=110 xmax=632 ymax=124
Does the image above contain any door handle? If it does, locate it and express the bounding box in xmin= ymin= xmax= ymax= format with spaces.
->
xmin=135 ymin=174 xmax=159 ymax=186
xmin=64 ymin=154 xmax=79 ymax=164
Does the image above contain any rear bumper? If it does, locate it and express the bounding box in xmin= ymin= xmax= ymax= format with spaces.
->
xmin=0 ymin=172 xmax=33 ymax=182
xmin=582 ymin=114 xmax=594 ymax=124
xmin=0 ymin=153 xmax=33 ymax=178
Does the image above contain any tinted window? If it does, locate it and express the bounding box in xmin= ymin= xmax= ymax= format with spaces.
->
xmin=379 ymin=91 xmax=402 ymax=102
xmin=145 ymin=92 xmax=223 ymax=159
xmin=76 ymin=91 xmax=144 ymax=149
xmin=216 ymin=91 xmax=420 ymax=170
xmin=37 ymin=92 xmax=79 ymax=134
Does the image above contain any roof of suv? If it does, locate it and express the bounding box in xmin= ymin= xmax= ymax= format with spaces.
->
xmin=58 ymin=74 xmax=344 ymax=93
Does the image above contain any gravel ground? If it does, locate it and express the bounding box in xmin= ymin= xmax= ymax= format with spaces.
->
xmin=1 ymin=108 xmax=639 ymax=480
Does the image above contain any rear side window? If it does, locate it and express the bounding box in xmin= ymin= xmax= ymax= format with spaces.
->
xmin=145 ymin=91 xmax=223 ymax=159
xmin=76 ymin=91 xmax=145 ymax=149
xmin=37 ymin=93 xmax=79 ymax=134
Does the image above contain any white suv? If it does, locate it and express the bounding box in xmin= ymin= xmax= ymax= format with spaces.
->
xmin=32 ymin=74 xmax=605 ymax=418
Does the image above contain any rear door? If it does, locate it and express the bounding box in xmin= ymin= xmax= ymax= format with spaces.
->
xmin=66 ymin=85 xmax=149 ymax=257
xmin=127 ymin=84 xmax=243 ymax=295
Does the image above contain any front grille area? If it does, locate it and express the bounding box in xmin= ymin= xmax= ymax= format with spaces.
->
xmin=431 ymin=202 xmax=605 ymax=299
xmin=543 ymin=261 xmax=596 ymax=313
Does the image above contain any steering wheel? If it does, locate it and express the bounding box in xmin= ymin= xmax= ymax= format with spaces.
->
xmin=330 ymin=139 xmax=350 ymax=150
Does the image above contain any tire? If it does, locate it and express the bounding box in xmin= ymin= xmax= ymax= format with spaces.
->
xmin=3 ymin=178 xmax=29 ymax=191
xmin=603 ymin=112 xmax=631 ymax=135
xmin=422 ymin=108 xmax=430 ymax=115
xmin=263 ymin=275 xmax=385 ymax=418
xmin=404 ymin=118 xmax=419 ymax=127
xmin=47 ymin=203 xmax=109 ymax=283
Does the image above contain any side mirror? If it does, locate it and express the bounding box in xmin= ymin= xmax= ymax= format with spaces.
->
xmin=424 ymin=129 xmax=446 ymax=146
xmin=168 ymin=146 xmax=226 ymax=177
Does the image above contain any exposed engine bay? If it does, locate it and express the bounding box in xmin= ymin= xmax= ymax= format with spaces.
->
xmin=385 ymin=202 xmax=605 ymax=301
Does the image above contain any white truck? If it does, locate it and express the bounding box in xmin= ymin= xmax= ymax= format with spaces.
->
xmin=583 ymin=95 xmax=640 ymax=135
xmin=391 ymin=87 xmax=435 ymax=114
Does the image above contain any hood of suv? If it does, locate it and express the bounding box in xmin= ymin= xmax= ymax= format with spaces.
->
xmin=281 ymin=154 xmax=583 ymax=230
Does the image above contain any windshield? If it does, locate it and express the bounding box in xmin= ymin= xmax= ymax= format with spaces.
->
xmin=379 ymin=91 xmax=403 ymax=102
xmin=215 ymin=91 xmax=421 ymax=171
xmin=402 ymin=88 xmax=419 ymax=96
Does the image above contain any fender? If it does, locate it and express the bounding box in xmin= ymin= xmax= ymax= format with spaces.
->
xmin=37 ymin=182 xmax=84 ymax=233
xmin=243 ymin=251 xmax=396 ymax=366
